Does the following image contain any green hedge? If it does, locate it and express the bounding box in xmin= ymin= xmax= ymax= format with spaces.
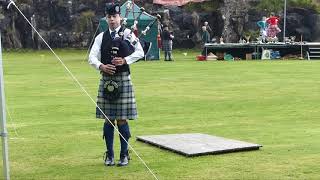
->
xmin=256 ymin=0 xmax=320 ymax=13
xmin=183 ymin=0 xmax=220 ymax=12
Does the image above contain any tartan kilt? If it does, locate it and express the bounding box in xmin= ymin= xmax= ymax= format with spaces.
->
xmin=96 ymin=71 xmax=137 ymax=120
xmin=162 ymin=40 xmax=173 ymax=51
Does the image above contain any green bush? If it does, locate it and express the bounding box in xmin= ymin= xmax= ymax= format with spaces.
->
xmin=17 ymin=0 xmax=33 ymax=4
xmin=289 ymin=0 xmax=319 ymax=11
xmin=244 ymin=30 xmax=260 ymax=42
xmin=183 ymin=0 xmax=220 ymax=12
xmin=256 ymin=0 xmax=320 ymax=13
xmin=75 ymin=10 xmax=95 ymax=32
xmin=256 ymin=0 xmax=285 ymax=14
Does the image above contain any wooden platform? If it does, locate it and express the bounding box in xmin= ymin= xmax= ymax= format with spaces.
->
xmin=136 ymin=133 xmax=262 ymax=157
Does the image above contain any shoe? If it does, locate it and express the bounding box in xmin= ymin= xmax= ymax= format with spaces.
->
xmin=117 ymin=155 xmax=129 ymax=166
xmin=117 ymin=151 xmax=130 ymax=167
xmin=103 ymin=151 xmax=115 ymax=166
xmin=105 ymin=157 xmax=115 ymax=166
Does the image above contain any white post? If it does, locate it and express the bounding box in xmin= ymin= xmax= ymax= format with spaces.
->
xmin=283 ymin=0 xmax=287 ymax=42
xmin=0 ymin=31 xmax=10 ymax=180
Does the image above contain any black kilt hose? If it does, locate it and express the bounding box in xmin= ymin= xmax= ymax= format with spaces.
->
xmin=96 ymin=71 xmax=138 ymax=120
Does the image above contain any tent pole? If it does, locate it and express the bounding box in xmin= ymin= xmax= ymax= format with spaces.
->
xmin=0 ymin=31 xmax=10 ymax=180
xmin=283 ymin=0 xmax=287 ymax=42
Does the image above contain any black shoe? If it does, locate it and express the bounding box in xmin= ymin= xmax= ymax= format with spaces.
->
xmin=103 ymin=151 xmax=115 ymax=166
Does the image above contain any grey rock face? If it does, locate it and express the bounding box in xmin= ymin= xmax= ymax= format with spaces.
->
xmin=220 ymin=0 xmax=251 ymax=43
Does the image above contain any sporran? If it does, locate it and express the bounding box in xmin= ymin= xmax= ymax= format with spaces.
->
xmin=103 ymin=80 xmax=120 ymax=101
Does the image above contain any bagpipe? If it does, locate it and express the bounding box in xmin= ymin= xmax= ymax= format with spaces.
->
xmin=0 ymin=0 xmax=14 ymax=11
xmin=0 ymin=0 xmax=12 ymax=9
xmin=110 ymin=1 xmax=161 ymax=59
xmin=104 ymin=1 xmax=161 ymax=101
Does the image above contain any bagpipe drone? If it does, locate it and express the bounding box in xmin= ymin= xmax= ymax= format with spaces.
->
xmin=0 ymin=0 xmax=12 ymax=9
xmin=106 ymin=1 xmax=161 ymax=60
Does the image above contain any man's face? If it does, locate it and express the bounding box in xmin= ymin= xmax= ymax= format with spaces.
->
xmin=106 ymin=14 xmax=121 ymax=30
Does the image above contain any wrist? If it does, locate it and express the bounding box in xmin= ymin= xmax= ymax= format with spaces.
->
xmin=99 ymin=64 xmax=104 ymax=70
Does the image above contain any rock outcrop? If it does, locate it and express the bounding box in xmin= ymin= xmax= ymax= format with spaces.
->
xmin=0 ymin=0 xmax=320 ymax=49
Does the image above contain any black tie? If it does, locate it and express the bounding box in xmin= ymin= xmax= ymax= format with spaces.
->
xmin=111 ymin=31 xmax=116 ymax=39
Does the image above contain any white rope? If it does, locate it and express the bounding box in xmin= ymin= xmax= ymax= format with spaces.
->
xmin=11 ymin=2 xmax=159 ymax=180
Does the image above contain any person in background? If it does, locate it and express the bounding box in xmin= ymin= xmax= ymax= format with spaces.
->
xmin=161 ymin=25 xmax=174 ymax=61
xmin=201 ymin=26 xmax=211 ymax=44
xmin=201 ymin=26 xmax=211 ymax=56
xmin=266 ymin=12 xmax=281 ymax=42
xmin=257 ymin=16 xmax=267 ymax=43
xmin=204 ymin=21 xmax=213 ymax=37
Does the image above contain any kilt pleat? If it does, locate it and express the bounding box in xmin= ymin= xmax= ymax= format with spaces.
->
xmin=162 ymin=40 xmax=173 ymax=51
xmin=96 ymin=71 xmax=137 ymax=120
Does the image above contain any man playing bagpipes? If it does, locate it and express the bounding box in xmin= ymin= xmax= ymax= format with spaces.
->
xmin=88 ymin=3 xmax=144 ymax=167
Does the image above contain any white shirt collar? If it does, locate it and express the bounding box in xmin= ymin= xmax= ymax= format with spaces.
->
xmin=109 ymin=26 xmax=121 ymax=34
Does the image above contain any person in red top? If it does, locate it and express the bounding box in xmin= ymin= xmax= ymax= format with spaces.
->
xmin=266 ymin=12 xmax=281 ymax=42
xmin=266 ymin=15 xmax=279 ymax=26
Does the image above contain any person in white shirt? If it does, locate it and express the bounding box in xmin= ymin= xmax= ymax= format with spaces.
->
xmin=88 ymin=3 xmax=144 ymax=167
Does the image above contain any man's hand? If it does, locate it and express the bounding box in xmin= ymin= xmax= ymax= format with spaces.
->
xmin=99 ymin=64 xmax=116 ymax=75
xmin=112 ymin=57 xmax=127 ymax=66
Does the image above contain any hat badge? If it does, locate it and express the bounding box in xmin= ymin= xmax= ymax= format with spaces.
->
xmin=115 ymin=6 xmax=120 ymax=12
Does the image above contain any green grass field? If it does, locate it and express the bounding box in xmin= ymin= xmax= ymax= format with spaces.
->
xmin=1 ymin=49 xmax=320 ymax=179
